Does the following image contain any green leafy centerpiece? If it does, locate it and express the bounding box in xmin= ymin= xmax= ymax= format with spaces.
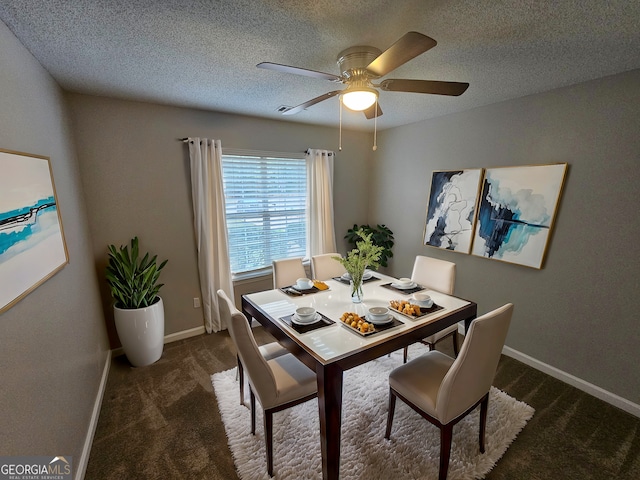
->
xmin=334 ymin=229 xmax=384 ymax=303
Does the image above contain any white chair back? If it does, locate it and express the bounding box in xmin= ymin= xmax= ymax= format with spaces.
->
xmin=217 ymin=289 xmax=278 ymax=404
xmin=411 ymin=255 xmax=456 ymax=295
xmin=272 ymin=257 xmax=306 ymax=288
xmin=436 ymin=303 xmax=513 ymax=423
xmin=311 ymin=253 xmax=346 ymax=280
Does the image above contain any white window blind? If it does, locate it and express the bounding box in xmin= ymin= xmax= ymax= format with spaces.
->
xmin=222 ymin=153 xmax=307 ymax=275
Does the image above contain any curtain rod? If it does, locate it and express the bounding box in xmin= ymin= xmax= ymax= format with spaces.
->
xmin=179 ymin=139 xmax=331 ymax=155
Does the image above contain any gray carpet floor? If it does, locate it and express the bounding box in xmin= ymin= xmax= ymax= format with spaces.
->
xmin=85 ymin=329 xmax=640 ymax=479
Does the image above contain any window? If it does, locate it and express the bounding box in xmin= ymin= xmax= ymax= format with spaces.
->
xmin=222 ymin=152 xmax=307 ymax=275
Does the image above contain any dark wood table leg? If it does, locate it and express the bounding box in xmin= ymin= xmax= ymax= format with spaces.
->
xmin=464 ymin=315 xmax=475 ymax=333
xmin=317 ymin=363 xmax=343 ymax=480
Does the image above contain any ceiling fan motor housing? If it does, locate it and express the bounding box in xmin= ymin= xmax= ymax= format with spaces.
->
xmin=336 ymin=46 xmax=382 ymax=80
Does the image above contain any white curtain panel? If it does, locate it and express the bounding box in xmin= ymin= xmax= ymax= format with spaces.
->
xmin=306 ymin=149 xmax=337 ymax=256
xmin=188 ymin=138 xmax=234 ymax=333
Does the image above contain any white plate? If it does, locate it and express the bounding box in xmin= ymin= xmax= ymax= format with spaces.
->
xmin=366 ymin=313 xmax=394 ymax=325
xmin=410 ymin=297 xmax=433 ymax=308
xmin=391 ymin=282 xmax=416 ymax=290
xmin=291 ymin=313 xmax=321 ymax=325
xmin=341 ymin=270 xmax=374 ymax=281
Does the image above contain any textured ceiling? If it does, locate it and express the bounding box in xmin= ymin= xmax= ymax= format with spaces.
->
xmin=1 ymin=0 xmax=639 ymax=131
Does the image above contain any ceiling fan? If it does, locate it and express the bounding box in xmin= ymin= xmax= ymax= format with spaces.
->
xmin=257 ymin=32 xmax=469 ymax=119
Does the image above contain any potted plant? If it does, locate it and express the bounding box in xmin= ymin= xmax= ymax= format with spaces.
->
xmin=334 ymin=229 xmax=383 ymax=303
xmin=345 ymin=224 xmax=394 ymax=268
xmin=106 ymin=237 xmax=168 ymax=367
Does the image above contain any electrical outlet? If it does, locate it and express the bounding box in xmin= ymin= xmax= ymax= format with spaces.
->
xmin=193 ymin=297 xmax=201 ymax=308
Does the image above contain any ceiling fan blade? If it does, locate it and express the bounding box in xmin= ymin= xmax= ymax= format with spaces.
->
xmin=379 ymin=79 xmax=469 ymax=96
xmin=363 ymin=103 xmax=383 ymax=119
xmin=257 ymin=62 xmax=341 ymax=82
xmin=366 ymin=32 xmax=437 ymax=77
xmin=282 ymin=90 xmax=342 ymax=115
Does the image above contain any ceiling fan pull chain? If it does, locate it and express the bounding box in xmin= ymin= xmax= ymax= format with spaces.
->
xmin=373 ymin=98 xmax=378 ymax=151
xmin=339 ymin=97 xmax=343 ymax=151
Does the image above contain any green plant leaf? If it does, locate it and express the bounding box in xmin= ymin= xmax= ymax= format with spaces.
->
xmin=105 ymin=237 xmax=168 ymax=310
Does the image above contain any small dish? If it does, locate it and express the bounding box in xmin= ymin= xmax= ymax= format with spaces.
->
xmin=295 ymin=306 xmax=316 ymax=321
xmin=368 ymin=306 xmax=390 ymax=319
xmin=410 ymin=297 xmax=433 ymax=308
xmin=366 ymin=313 xmax=393 ymax=325
xmin=391 ymin=281 xmax=416 ymax=290
xmin=291 ymin=312 xmax=321 ymax=325
xmin=414 ymin=292 xmax=431 ymax=302
xmin=296 ymin=278 xmax=314 ymax=290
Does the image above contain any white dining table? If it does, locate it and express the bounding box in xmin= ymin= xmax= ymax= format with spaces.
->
xmin=241 ymin=272 xmax=477 ymax=480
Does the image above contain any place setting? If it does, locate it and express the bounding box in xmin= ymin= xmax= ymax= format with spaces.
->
xmin=340 ymin=306 xmax=404 ymax=336
xmin=280 ymin=306 xmax=335 ymax=333
xmin=280 ymin=277 xmax=330 ymax=296
xmin=381 ymin=277 xmax=425 ymax=295
xmin=333 ymin=269 xmax=379 ymax=285
xmin=389 ymin=292 xmax=444 ymax=320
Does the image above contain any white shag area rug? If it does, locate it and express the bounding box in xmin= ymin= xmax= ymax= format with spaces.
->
xmin=212 ymin=345 xmax=534 ymax=480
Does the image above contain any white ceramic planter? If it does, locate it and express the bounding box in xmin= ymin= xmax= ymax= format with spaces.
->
xmin=114 ymin=297 xmax=164 ymax=367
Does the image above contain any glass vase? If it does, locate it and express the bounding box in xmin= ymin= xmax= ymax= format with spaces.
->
xmin=350 ymin=280 xmax=364 ymax=303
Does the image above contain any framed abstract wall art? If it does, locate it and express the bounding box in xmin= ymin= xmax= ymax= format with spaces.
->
xmin=0 ymin=149 xmax=69 ymax=313
xmin=424 ymin=169 xmax=483 ymax=253
xmin=471 ymin=163 xmax=568 ymax=269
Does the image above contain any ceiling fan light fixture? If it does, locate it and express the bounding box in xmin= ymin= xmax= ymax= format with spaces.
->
xmin=341 ymin=87 xmax=378 ymax=111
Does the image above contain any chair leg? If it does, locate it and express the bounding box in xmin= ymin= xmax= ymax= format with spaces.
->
xmin=403 ymin=346 xmax=409 ymax=364
xmin=237 ymin=356 xmax=245 ymax=406
xmin=250 ymin=389 xmax=256 ymax=435
xmin=265 ymin=409 xmax=274 ymax=476
xmin=439 ymin=423 xmax=454 ymax=480
xmin=452 ymin=333 xmax=459 ymax=357
xmin=384 ymin=389 xmax=397 ymax=439
xmin=479 ymin=394 xmax=488 ymax=453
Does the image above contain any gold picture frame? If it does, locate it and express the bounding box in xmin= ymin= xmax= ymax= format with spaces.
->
xmin=0 ymin=149 xmax=69 ymax=313
xmin=470 ymin=163 xmax=568 ymax=269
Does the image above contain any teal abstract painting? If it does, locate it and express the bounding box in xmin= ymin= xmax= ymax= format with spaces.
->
xmin=0 ymin=150 xmax=68 ymax=312
xmin=471 ymin=164 xmax=568 ymax=269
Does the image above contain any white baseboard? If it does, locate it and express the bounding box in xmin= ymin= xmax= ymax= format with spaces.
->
xmin=76 ymin=349 xmax=111 ymax=480
xmin=111 ymin=325 xmax=206 ymax=358
xmin=501 ymin=346 xmax=640 ymax=418
xmin=457 ymin=325 xmax=640 ymax=418
xmin=164 ymin=325 xmax=206 ymax=343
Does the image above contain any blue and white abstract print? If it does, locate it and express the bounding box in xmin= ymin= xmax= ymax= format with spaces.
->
xmin=471 ymin=164 xmax=567 ymax=269
xmin=424 ymin=169 xmax=483 ymax=253
xmin=0 ymin=150 xmax=68 ymax=312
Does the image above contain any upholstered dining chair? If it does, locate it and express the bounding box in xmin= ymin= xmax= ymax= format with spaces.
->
xmin=217 ymin=290 xmax=287 ymax=406
xmin=217 ymin=289 xmax=318 ymax=477
xmin=385 ymin=303 xmax=514 ymax=480
xmin=404 ymin=255 xmax=457 ymax=363
xmin=272 ymin=257 xmax=306 ymax=289
xmin=311 ymin=253 xmax=347 ymax=280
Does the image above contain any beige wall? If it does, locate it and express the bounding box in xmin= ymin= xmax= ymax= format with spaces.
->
xmin=371 ymin=69 xmax=640 ymax=402
xmin=66 ymin=94 xmax=373 ymax=345
xmin=0 ymin=20 xmax=109 ymax=470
